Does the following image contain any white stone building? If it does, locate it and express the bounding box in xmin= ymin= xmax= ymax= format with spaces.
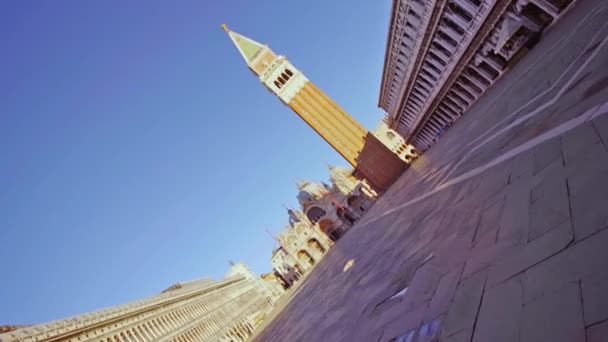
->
xmin=277 ymin=216 xmax=332 ymax=272
xmin=270 ymin=246 xmax=303 ymax=288
xmin=259 ymin=272 xmax=286 ymax=299
xmin=0 ymin=263 xmax=274 ymax=342
xmin=379 ymin=0 xmax=576 ymax=151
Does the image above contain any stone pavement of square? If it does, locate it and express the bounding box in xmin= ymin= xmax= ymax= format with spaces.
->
xmin=253 ymin=0 xmax=608 ymax=340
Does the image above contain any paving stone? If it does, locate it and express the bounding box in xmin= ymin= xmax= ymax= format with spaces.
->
xmin=381 ymin=316 xmax=442 ymax=342
xmin=442 ymin=329 xmax=471 ymax=342
xmin=507 ymin=150 xmax=534 ymax=181
xmin=496 ymin=177 xmax=531 ymax=244
xmin=417 ymin=317 xmax=442 ymax=342
xmin=472 ymin=165 xmax=512 ymax=202
xmin=347 ymin=324 xmax=384 ymax=342
xmin=475 ymin=195 xmax=505 ymax=243
xmin=521 ymin=283 xmax=585 ymax=342
xmin=473 ymin=276 xmax=523 ymax=342
xmin=532 ymin=138 xmax=562 ymax=175
xmin=529 ymin=160 xmax=569 ymax=240
xmin=567 ymin=147 xmax=608 ymax=240
xmin=561 ymin=122 xmax=602 ymax=165
xmin=488 ymin=220 xmax=573 ymax=286
xmin=581 ymin=271 xmax=608 ymax=326
xmin=377 ymin=305 xmax=427 ymax=341
xmin=400 ymin=264 xmax=443 ymax=312
xmin=564 ymin=138 xmax=608 ymax=179
xmin=524 ymin=228 xmax=608 ymax=302
xmin=592 ymin=109 xmax=608 ymax=147
xmin=429 ymin=268 xmax=461 ymax=316
xmin=587 ymin=320 xmax=608 ymax=342
xmin=462 ymin=237 xmax=517 ymax=279
xmin=441 ymin=270 xmax=487 ymax=337
xmin=441 ymin=205 xmax=481 ymax=243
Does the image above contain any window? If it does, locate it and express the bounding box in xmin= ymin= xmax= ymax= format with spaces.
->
xmin=274 ymin=81 xmax=282 ymax=89
xmin=285 ymin=69 xmax=294 ymax=77
xmin=407 ymin=9 xmax=421 ymax=20
xmin=448 ymin=2 xmax=473 ymax=22
xmin=442 ymin=18 xmax=465 ymax=35
xmin=437 ymin=31 xmax=458 ymax=48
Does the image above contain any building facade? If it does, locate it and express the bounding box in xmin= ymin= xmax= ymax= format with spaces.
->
xmin=372 ymin=120 xmax=419 ymax=163
xmin=379 ymin=0 xmax=575 ymax=151
xmin=278 ymin=214 xmax=332 ymax=272
xmin=269 ymin=166 xmax=377 ymax=287
xmin=0 ymin=264 xmax=274 ymax=342
xmin=296 ymin=165 xmax=376 ymax=241
xmin=258 ymin=273 xmax=286 ymax=299
xmin=223 ymin=25 xmax=407 ymax=191
xmin=270 ymin=247 xmax=303 ymax=288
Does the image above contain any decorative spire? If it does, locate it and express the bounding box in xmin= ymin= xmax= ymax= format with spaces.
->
xmin=293 ymin=177 xmax=308 ymax=189
xmin=222 ymin=24 xmax=265 ymax=65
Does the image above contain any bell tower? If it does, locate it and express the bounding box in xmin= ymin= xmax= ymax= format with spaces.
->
xmin=223 ymin=25 xmax=407 ymax=191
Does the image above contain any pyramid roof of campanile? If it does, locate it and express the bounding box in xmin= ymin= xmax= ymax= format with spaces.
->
xmin=222 ymin=24 xmax=264 ymax=65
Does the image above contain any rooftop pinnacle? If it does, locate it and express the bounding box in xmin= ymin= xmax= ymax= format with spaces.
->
xmin=222 ymin=25 xmax=265 ymax=65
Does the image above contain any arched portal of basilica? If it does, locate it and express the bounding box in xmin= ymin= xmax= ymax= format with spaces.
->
xmin=297 ymin=250 xmax=315 ymax=268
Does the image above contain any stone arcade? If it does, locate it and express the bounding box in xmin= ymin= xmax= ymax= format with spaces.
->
xmin=379 ymin=0 xmax=577 ymax=151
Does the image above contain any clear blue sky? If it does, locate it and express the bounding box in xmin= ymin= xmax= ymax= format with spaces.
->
xmin=0 ymin=0 xmax=390 ymax=324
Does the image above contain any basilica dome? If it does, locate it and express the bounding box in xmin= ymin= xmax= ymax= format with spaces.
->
xmin=296 ymin=181 xmax=325 ymax=206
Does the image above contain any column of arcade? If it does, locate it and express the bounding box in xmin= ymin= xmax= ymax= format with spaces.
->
xmin=412 ymin=0 xmax=575 ymax=150
xmin=397 ymin=0 xmax=487 ymax=136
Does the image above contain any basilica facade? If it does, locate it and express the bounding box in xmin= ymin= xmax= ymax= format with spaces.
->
xmin=270 ymin=165 xmax=377 ymax=288
xmin=379 ymin=0 xmax=576 ymax=151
